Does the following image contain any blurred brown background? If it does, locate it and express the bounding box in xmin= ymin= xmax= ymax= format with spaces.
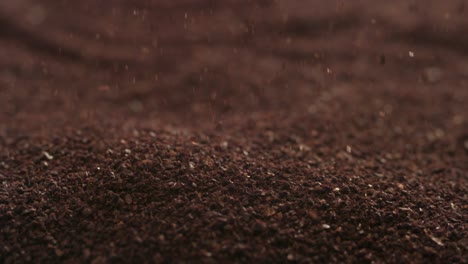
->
xmin=0 ymin=0 xmax=467 ymax=134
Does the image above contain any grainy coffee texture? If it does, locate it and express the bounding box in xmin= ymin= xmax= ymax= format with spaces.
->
xmin=0 ymin=1 xmax=467 ymax=263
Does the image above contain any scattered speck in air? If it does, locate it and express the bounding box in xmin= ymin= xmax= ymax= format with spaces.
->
xmin=408 ymin=51 xmax=415 ymax=57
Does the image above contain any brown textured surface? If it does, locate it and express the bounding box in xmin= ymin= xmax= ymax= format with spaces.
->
xmin=0 ymin=1 xmax=467 ymax=263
